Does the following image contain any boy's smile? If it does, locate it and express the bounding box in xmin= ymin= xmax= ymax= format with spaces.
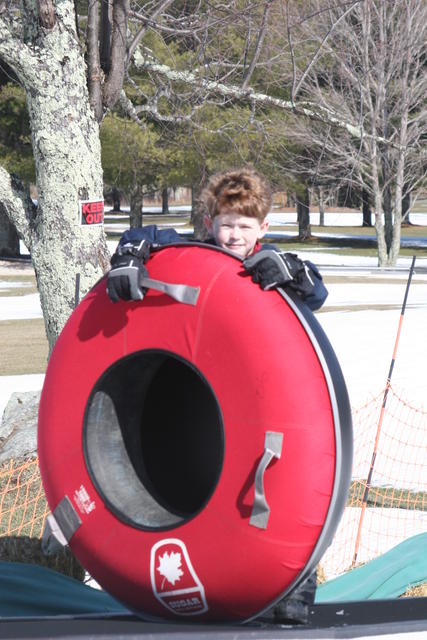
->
xmin=204 ymin=212 xmax=269 ymax=259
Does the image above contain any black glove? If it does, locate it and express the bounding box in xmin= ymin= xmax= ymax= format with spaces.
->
xmin=107 ymin=239 xmax=151 ymax=302
xmin=243 ymin=250 xmax=315 ymax=297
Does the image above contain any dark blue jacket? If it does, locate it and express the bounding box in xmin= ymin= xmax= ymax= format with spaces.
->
xmin=118 ymin=226 xmax=328 ymax=311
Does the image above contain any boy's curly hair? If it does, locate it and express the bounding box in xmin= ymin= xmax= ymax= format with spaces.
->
xmin=200 ymin=168 xmax=272 ymax=223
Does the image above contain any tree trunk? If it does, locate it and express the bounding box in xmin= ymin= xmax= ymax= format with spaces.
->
xmin=297 ymin=187 xmax=311 ymax=241
xmin=361 ymin=189 xmax=372 ymax=227
xmin=191 ymin=183 xmax=208 ymax=241
xmin=129 ymin=185 xmax=143 ymax=228
xmin=0 ymin=2 xmax=109 ymax=352
xmin=383 ymin=185 xmax=393 ymax=255
xmin=286 ymin=192 xmax=295 ymax=208
xmin=402 ymin=188 xmax=411 ymax=226
xmin=370 ymin=143 xmax=390 ymax=267
xmin=388 ymin=151 xmax=405 ymax=265
xmin=162 ymin=187 xmax=169 ymax=215
xmin=317 ymin=187 xmax=325 ymax=227
xmin=112 ymin=187 xmax=121 ymax=212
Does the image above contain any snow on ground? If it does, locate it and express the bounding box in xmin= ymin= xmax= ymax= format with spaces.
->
xmin=2 ymin=236 xmax=426 ymax=578
xmin=102 ymin=210 xmax=427 ymax=252
xmin=268 ymin=210 xmax=427 ymax=228
xmin=0 ymin=293 xmax=43 ymax=321
xmin=102 ymin=206 xmax=427 ymax=226
xmin=0 ymin=281 xmax=32 ymax=291
xmin=2 ymin=248 xmax=427 ymax=423
xmin=319 ymin=302 xmax=427 ymax=410
xmin=321 ymin=507 xmax=427 ymax=578
xmin=1 ymin=374 xmax=45 ymax=410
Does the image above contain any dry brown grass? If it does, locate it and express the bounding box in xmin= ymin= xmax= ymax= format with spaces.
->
xmin=0 ymin=319 xmax=48 ymax=375
xmin=0 ymin=274 xmax=37 ymax=297
xmin=401 ymin=583 xmax=427 ymax=598
xmin=316 ymin=565 xmax=328 ymax=585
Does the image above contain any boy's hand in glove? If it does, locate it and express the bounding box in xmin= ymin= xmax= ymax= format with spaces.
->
xmin=243 ymin=251 xmax=315 ymax=297
xmin=107 ymin=239 xmax=151 ymax=302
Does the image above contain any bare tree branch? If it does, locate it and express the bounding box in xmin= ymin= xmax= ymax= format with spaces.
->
xmin=0 ymin=16 xmax=39 ymax=84
xmin=87 ymin=0 xmax=103 ymax=121
xmin=118 ymin=89 xmax=147 ymax=129
xmin=127 ymin=0 xmax=175 ymax=64
xmin=284 ymin=0 xmax=297 ymax=102
xmin=132 ymin=49 xmax=389 ymax=143
xmin=128 ymin=8 xmax=231 ymax=37
xmin=103 ymin=0 xmax=129 ymax=110
xmin=241 ymin=0 xmax=272 ymax=90
xmin=292 ymin=1 xmax=361 ymax=100
xmin=0 ymin=167 xmax=36 ymax=249
xmin=100 ymin=0 xmax=112 ymax=73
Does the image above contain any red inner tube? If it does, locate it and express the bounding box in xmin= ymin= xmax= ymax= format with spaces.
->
xmin=38 ymin=244 xmax=352 ymax=622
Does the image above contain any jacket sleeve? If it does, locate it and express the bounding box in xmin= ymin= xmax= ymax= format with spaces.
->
xmin=118 ymin=225 xmax=183 ymax=248
xmin=303 ymin=261 xmax=328 ymax=311
xmin=258 ymin=244 xmax=328 ymax=311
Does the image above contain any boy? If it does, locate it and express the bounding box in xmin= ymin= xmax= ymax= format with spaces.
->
xmin=107 ymin=167 xmax=328 ymax=311
xmin=107 ymin=168 xmax=323 ymax=623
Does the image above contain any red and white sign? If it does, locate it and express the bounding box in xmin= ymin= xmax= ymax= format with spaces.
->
xmin=79 ymin=199 xmax=104 ymax=226
xmin=150 ymin=539 xmax=208 ymax=616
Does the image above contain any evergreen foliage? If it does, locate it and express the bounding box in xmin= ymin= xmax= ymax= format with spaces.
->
xmin=0 ymin=83 xmax=35 ymax=184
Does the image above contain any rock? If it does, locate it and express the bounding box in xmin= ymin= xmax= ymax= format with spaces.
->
xmin=0 ymin=391 xmax=41 ymax=464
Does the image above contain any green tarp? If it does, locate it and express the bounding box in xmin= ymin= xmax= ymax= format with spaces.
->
xmin=316 ymin=532 xmax=427 ymax=602
xmin=0 ymin=562 xmax=128 ymax=617
xmin=0 ymin=534 xmax=425 ymax=617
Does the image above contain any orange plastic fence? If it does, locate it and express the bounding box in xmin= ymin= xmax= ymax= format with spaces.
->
xmin=0 ymin=385 xmax=426 ymax=580
xmin=0 ymin=458 xmax=49 ymax=538
xmin=322 ymin=385 xmax=427 ymax=578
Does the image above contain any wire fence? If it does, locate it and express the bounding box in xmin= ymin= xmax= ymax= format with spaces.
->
xmin=321 ymin=385 xmax=427 ymax=578
xmin=1 ymin=385 xmax=426 ymax=579
xmin=0 ymin=458 xmax=49 ymax=538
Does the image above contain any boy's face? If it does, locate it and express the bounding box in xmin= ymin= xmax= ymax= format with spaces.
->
xmin=204 ymin=212 xmax=269 ymax=259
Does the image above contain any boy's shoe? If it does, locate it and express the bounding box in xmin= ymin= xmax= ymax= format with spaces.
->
xmin=272 ymin=570 xmax=317 ymax=625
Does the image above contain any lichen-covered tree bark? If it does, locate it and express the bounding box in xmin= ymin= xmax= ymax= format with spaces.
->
xmin=0 ymin=2 xmax=110 ymax=351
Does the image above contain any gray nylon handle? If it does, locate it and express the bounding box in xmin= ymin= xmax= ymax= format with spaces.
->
xmin=140 ymin=276 xmax=200 ymax=305
xmin=41 ymin=495 xmax=82 ymax=555
xmin=249 ymin=431 xmax=283 ymax=529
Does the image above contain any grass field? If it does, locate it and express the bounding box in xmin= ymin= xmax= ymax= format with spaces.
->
xmin=0 ymin=319 xmax=48 ymax=375
xmin=1 ymin=270 xmax=420 ymax=376
xmin=348 ymin=481 xmax=427 ymax=512
xmin=105 ymin=211 xmax=427 ymax=258
xmin=0 ymin=274 xmax=38 ymax=297
xmin=2 ymin=216 xmax=427 ymax=377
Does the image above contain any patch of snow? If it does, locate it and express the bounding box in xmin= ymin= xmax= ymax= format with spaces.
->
xmin=0 ymin=374 xmax=45 ymax=425
xmin=0 ymin=293 xmax=43 ymax=321
xmin=0 ymin=281 xmax=32 ymax=291
xmin=321 ymin=507 xmax=427 ymax=579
